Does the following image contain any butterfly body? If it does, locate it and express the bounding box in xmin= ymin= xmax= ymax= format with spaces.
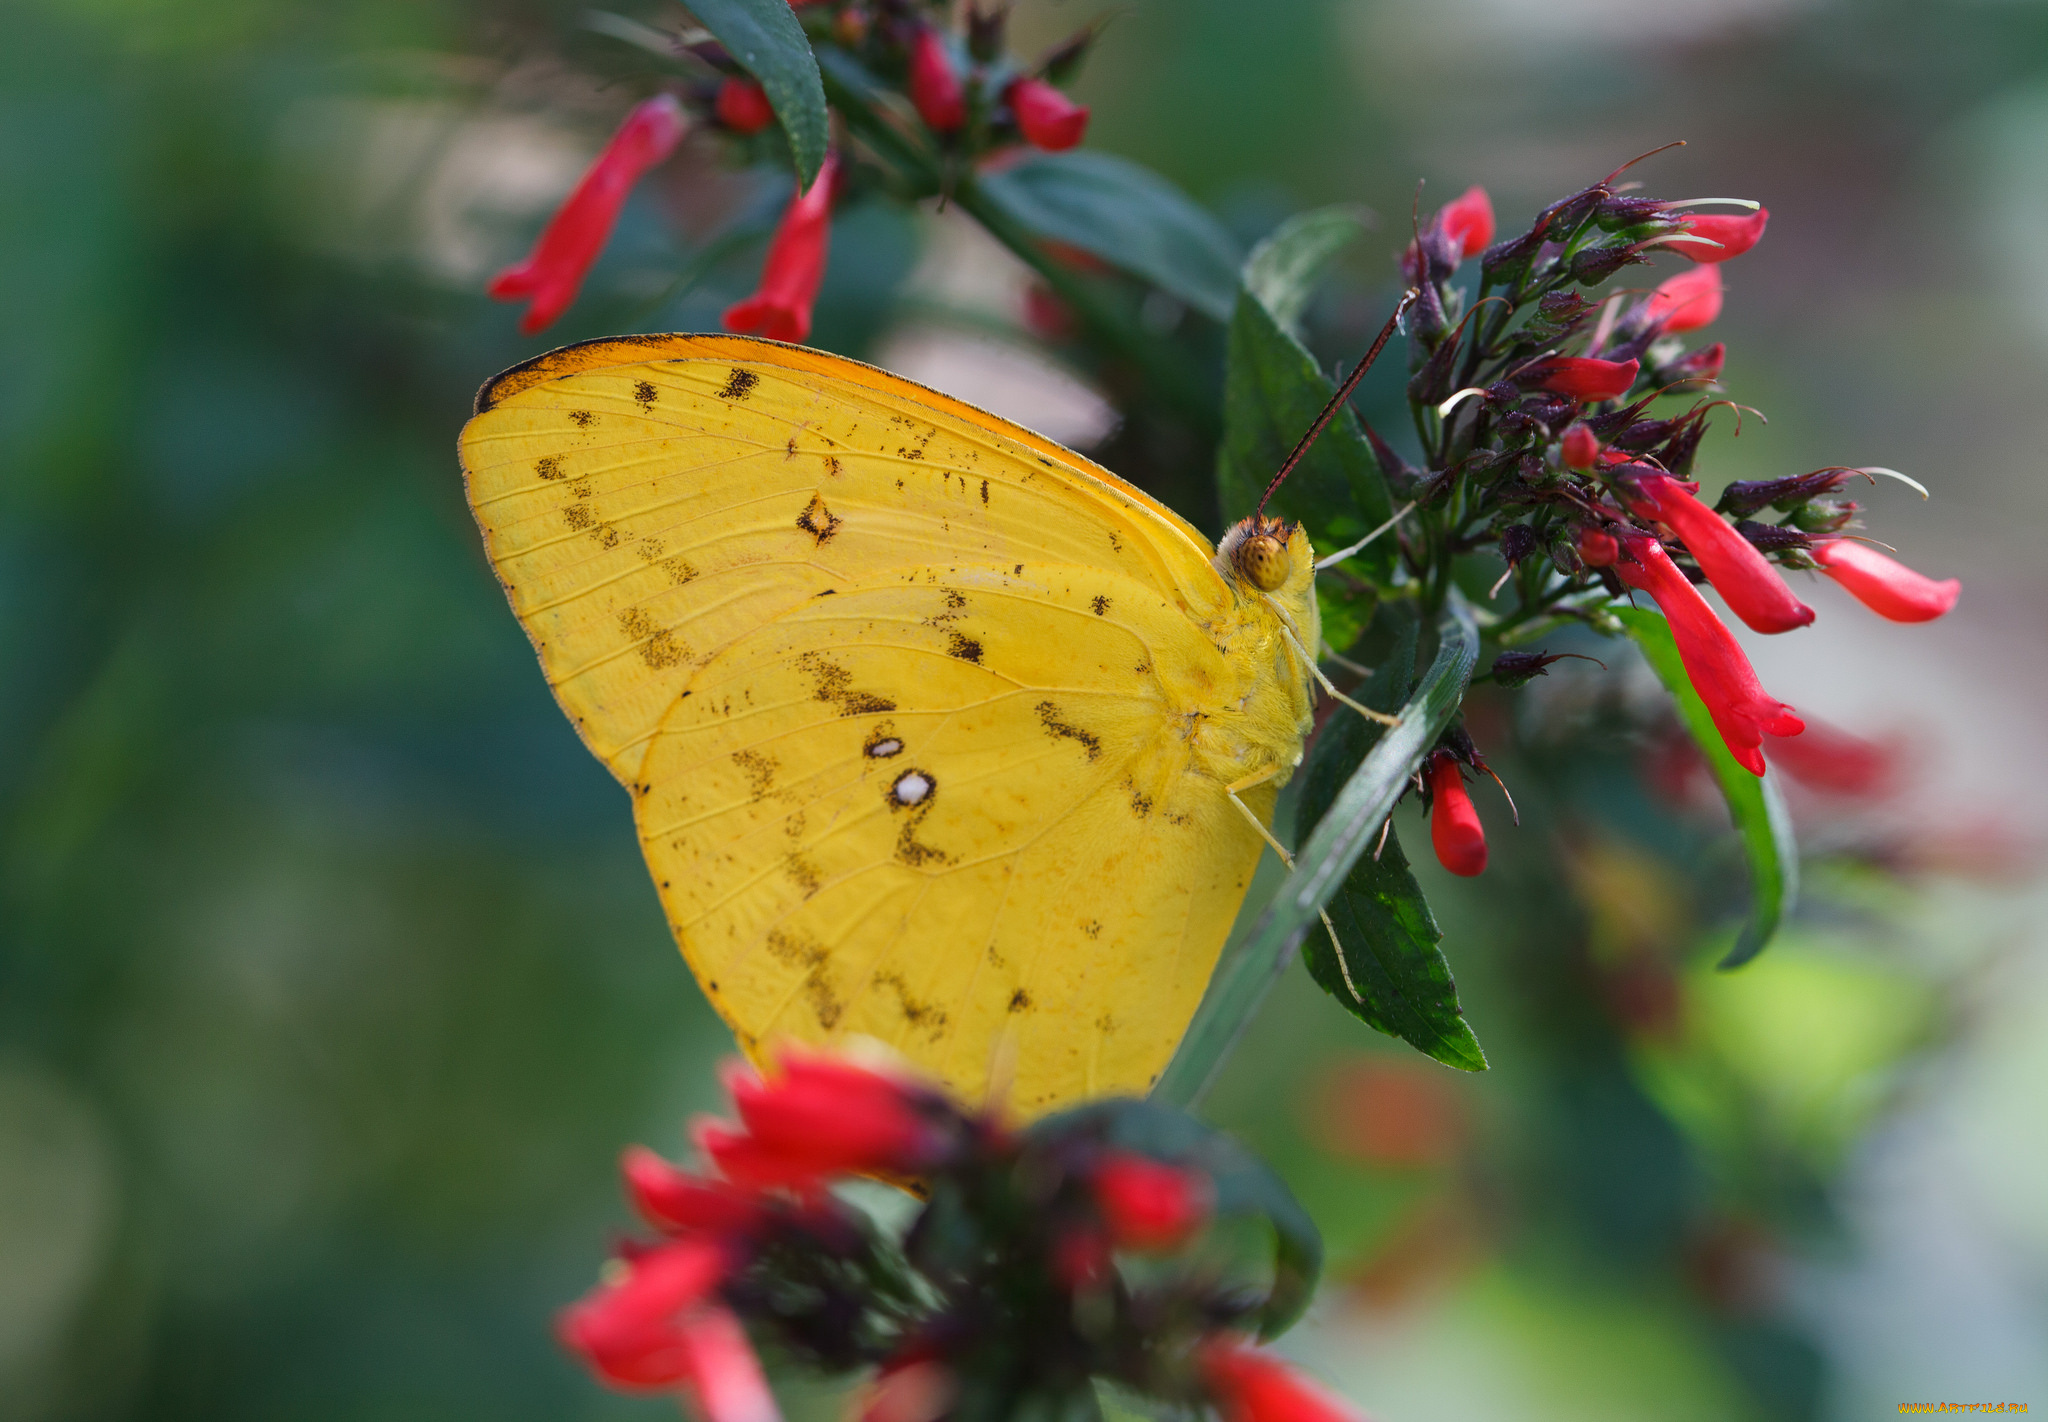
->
xmin=460 ymin=335 xmax=1318 ymax=1116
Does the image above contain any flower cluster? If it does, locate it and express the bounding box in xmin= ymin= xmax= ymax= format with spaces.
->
xmin=489 ymin=2 xmax=1095 ymax=341
xmin=1373 ymin=163 xmax=1959 ymax=877
xmin=559 ymin=1049 xmax=1354 ymax=1422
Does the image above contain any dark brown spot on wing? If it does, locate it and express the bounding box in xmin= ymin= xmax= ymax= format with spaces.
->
xmin=979 ymin=478 xmax=989 ymax=505
xmin=719 ymin=367 xmax=758 ymax=400
xmin=569 ymin=410 xmax=595 ymax=427
xmin=1008 ymin=989 xmax=1031 ymax=1012
xmin=732 ymin=748 xmax=776 ymax=799
xmin=562 ymin=505 xmax=594 ymax=531
xmin=796 ymin=492 xmax=844 ymax=544
xmin=945 ymin=631 xmax=983 ymax=663
xmin=785 ymin=852 xmax=822 ymax=898
xmin=661 ymin=557 xmax=698 ymax=586
xmin=796 ymin=651 xmax=897 ymax=717
xmin=874 ymin=971 xmax=947 ymax=1036
xmin=1036 ymin=701 xmax=1102 ymax=762
xmin=1091 ymin=594 xmax=1110 ymax=616
xmin=535 ymin=456 xmax=563 ymax=480
xmin=633 ymin=380 xmax=657 ymax=410
xmin=1081 ymin=920 xmax=1102 ymax=939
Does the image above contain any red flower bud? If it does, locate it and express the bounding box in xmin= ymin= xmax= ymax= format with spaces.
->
xmin=1439 ymin=185 xmax=1495 ymax=261
xmin=1626 ymin=472 xmax=1815 ymax=634
xmin=1522 ymin=356 xmax=1639 ymax=402
xmin=1561 ymin=423 xmax=1599 ymax=469
xmin=1811 ymin=539 xmax=1959 ymax=623
xmin=675 ymin=1304 xmax=780 ymax=1422
xmin=1676 ymin=207 xmax=1768 ymax=264
xmin=1426 ymin=755 xmax=1487 ymax=877
xmin=715 ymin=77 xmax=776 ymax=134
xmin=1006 ymin=76 xmax=1089 ymax=151
xmin=1051 ymin=1226 xmax=1114 ymax=1289
xmin=1642 ymin=263 xmax=1722 ymax=333
xmin=908 ymin=28 xmax=966 ymax=133
xmin=856 ymin=1361 xmax=957 ymax=1422
xmin=1577 ymin=526 xmax=1619 ymax=567
xmin=622 ymin=1146 xmax=765 ymax=1236
xmin=1090 ymin=1150 xmax=1212 ymax=1251
xmin=1614 ymin=533 xmax=1804 ymax=775
xmin=1197 ymin=1336 xmax=1367 ymax=1422
xmin=488 ymin=95 xmax=688 ymax=335
xmin=723 ymin=152 xmax=839 ymax=345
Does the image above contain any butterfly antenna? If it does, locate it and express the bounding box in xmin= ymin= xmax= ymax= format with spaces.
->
xmin=1255 ymin=290 xmax=1419 ymax=520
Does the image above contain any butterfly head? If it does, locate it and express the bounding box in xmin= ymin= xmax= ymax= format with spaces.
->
xmin=1219 ymin=515 xmax=1311 ymax=595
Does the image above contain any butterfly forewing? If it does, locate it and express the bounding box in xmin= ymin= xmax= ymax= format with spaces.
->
xmin=459 ymin=335 xmax=1280 ymax=1115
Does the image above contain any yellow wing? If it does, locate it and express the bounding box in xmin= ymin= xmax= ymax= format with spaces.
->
xmin=458 ymin=334 xmax=1302 ymax=1115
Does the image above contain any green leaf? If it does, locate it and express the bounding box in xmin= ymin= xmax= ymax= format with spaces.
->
xmin=1293 ymin=612 xmax=1485 ymax=1071
xmin=1215 ymin=290 xmax=1394 ymax=576
xmin=976 ymin=151 xmax=1242 ymax=321
xmin=1243 ymin=206 xmax=1369 ymax=334
xmin=1153 ymin=595 xmax=1482 ymax=1110
xmin=683 ymin=0 xmax=829 ymax=191
xmin=1026 ymin=1097 xmax=1322 ymax=1338
xmin=1615 ymin=606 xmax=1798 ymax=969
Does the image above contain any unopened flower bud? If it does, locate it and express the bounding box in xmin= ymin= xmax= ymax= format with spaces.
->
xmin=1439 ymin=185 xmax=1495 ymax=261
xmin=1090 ymin=1150 xmax=1213 ymax=1251
xmin=1491 ymin=649 xmax=1602 ymax=689
xmin=1499 ymin=522 xmax=1537 ymax=566
xmin=1577 ymin=526 xmax=1620 ymax=567
xmin=908 ymin=27 xmax=966 ymax=134
xmin=1715 ymin=470 xmax=1854 ymax=517
xmin=1734 ymin=520 xmax=1811 ymax=553
xmin=1561 ymin=423 xmax=1599 ymax=468
xmin=1425 ymin=754 xmax=1487 ymax=877
xmin=1570 ymin=242 xmax=1646 ymax=286
xmin=715 ymin=76 xmax=776 ymax=134
xmin=1006 ymin=76 xmax=1089 ymax=151
xmin=965 ymin=1 xmax=1006 ymax=63
xmin=1198 ymin=1337 xmax=1368 ymax=1422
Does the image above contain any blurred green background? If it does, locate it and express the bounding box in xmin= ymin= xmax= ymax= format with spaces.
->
xmin=4 ymin=0 xmax=2047 ymax=1418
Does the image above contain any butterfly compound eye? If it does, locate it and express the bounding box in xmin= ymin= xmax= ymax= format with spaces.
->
xmin=1238 ymin=534 xmax=1292 ymax=592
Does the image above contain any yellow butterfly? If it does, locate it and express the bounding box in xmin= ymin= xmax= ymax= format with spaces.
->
xmin=459 ymin=333 xmax=1344 ymax=1118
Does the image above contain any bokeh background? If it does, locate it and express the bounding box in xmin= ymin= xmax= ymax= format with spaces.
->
xmin=4 ymin=0 xmax=2046 ymax=1418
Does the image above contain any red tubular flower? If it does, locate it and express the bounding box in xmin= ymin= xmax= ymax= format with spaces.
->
xmin=1522 ymin=356 xmax=1639 ymax=402
xmin=1090 ymin=1150 xmax=1213 ymax=1251
xmin=722 ymin=1049 xmax=949 ymax=1180
xmin=1811 ymin=539 xmax=1959 ymax=622
xmin=1642 ymin=263 xmax=1722 ymax=333
xmin=1676 ymin=207 xmax=1769 ymax=263
xmin=908 ymin=28 xmax=966 ymax=133
xmin=1764 ymin=719 xmax=1902 ymax=798
xmin=558 ymin=1237 xmax=730 ymax=1389
xmin=1439 ymin=185 xmax=1495 ymax=260
xmin=1426 ymin=756 xmax=1487 ymax=877
xmin=622 ymin=1146 xmax=765 ymax=1236
xmin=1626 ymin=472 xmax=1815 ymax=634
xmin=1561 ymin=423 xmax=1599 ymax=469
xmin=723 ymin=152 xmax=839 ymax=344
xmin=716 ymin=77 xmax=776 ymax=134
xmin=1006 ymin=76 xmax=1089 ymax=151
xmin=488 ymin=95 xmax=688 ymax=335
xmin=1614 ymin=533 xmax=1804 ymax=775
xmin=1197 ymin=1337 xmax=1367 ymax=1422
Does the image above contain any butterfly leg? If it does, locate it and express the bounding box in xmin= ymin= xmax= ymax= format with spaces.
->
xmin=1263 ymin=595 xmax=1400 ymax=727
xmin=1223 ymin=768 xmax=1365 ymax=1006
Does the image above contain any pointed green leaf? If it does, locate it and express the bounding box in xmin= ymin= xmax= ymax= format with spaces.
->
xmin=1153 ymin=595 xmax=1481 ymax=1109
xmin=1615 ymin=606 xmax=1798 ymax=968
xmin=1216 ymin=290 xmax=1394 ymax=575
xmin=976 ymin=151 xmax=1242 ymax=321
xmin=684 ymin=0 xmax=829 ymax=191
xmin=1244 ymin=206 xmax=1369 ymax=334
xmin=1293 ymin=613 xmax=1485 ymax=1071
xmin=1026 ymin=1097 xmax=1322 ymax=1338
